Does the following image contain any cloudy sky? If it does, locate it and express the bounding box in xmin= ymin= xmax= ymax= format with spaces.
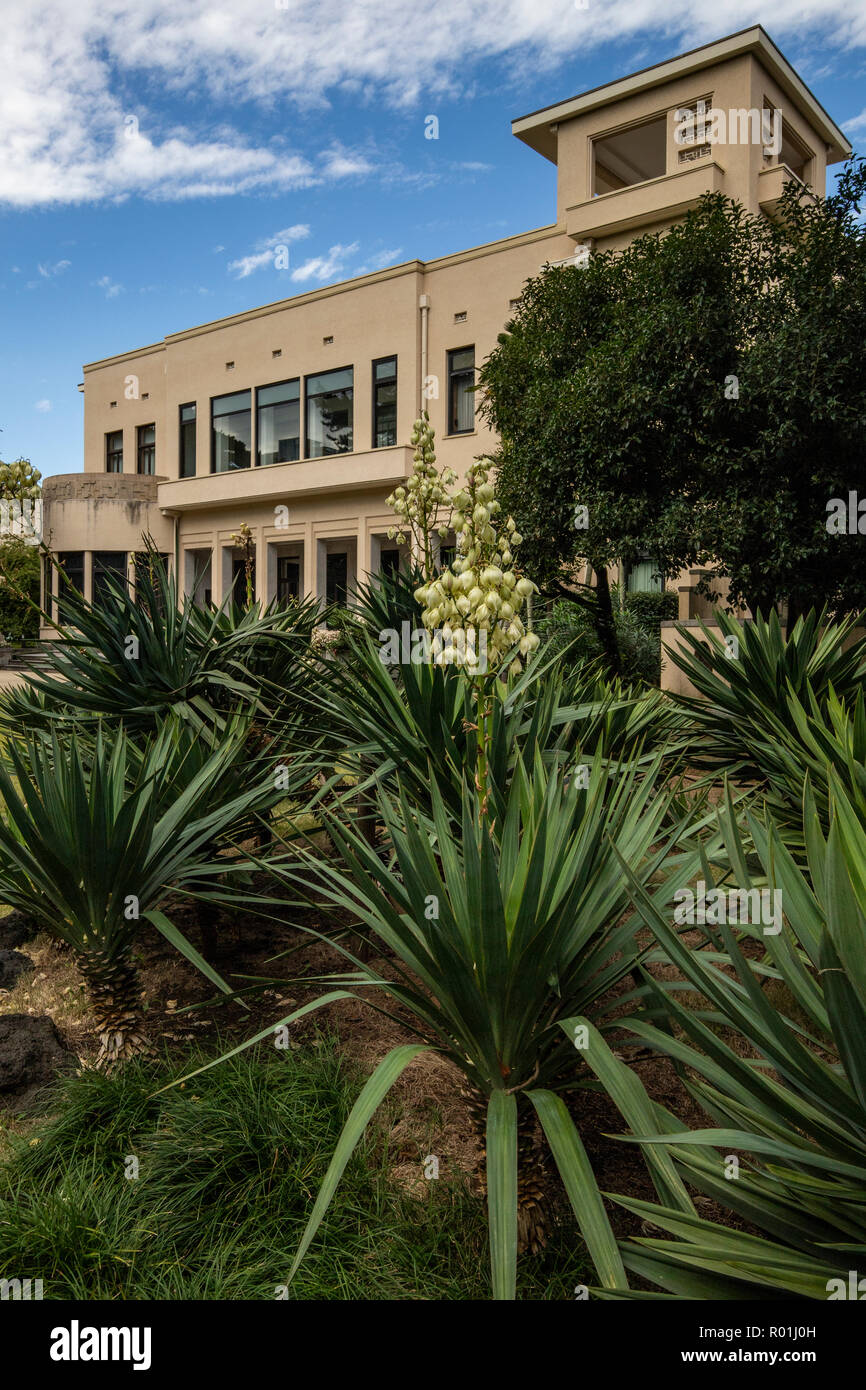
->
xmin=1 ymin=0 xmax=864 ymax=478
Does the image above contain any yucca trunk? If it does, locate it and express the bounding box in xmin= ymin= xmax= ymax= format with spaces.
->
xmin=463 ymin=1083 xmax=553 ymax=1255
xmin=81 ymin=949 xmax=149 ymax=1070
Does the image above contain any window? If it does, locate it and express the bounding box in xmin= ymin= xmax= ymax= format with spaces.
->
xmin=776 ymin=116 xmax=813 ymax=183
xmin=593 ymin=114 xmax=667 ymax=195
xmin=55 ymin=551 xmax=84 ymax=620
xmin=627 ymin=556 xmax=662 ymax=593
xmin=372 ymin=356 xmax=397 ymax=448
xmin=326 ymin=551 xmax=348 ymax=606
xmin=106 ymin=430 xmax=123 ymax=473
xmin=231 ymin=552 xmax=256 ymax=606
xmin=257 ymin=379 xmax=300 ymax=466
xmin=379 ymin=548 xmax=400 ymax=580
xmin=42 ymin=553 xmax=53 ymax=618
xmin=277 ymin=555 xmax=301 ymax=604
xmin=438 ymin=543 xmax=456 ymax=570
xmin=134 ymin=551 xmax=170 ymax=615
xmin=447 ymin=347 xmax=475 ymax=434
xmin=179 ymin=403 xmax=196 ymax=478
xmin=92 ymin=551 xmax=127 ymax=610
xmin=211 ymin=390 xmax=251 ymax=472
xmin=137 ymin=423 xmax=155 ymax=475
xmin=306 ymin=367 xmax=353 ymax=458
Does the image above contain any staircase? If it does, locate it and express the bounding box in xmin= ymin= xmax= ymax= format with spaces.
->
xmin=1 ymin=644 xmax=52 ymax=671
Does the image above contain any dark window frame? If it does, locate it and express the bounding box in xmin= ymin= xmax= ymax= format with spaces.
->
xmin=372 ymin=355 xmax=398 ymax=449
xmin=136 ymin=423 xmax=156 ymax=476
xmin=179 ymin=402 xmax=196 ymax=478
xmin=56 ymin=551 xmax=85 ymax=622
xmin=276 ymin=554 xmax=301 ymax=604
xmin=92 ymin=551 xmax=128 ymax=610
xmin=210 ymin=388 xmax=252 ymax=473
xmin=447 ymin=346 xmax=475 ymax=435
xmin=304 ymin=364 xmax=354 ymax=460
xmin=256 ymin=377 xmax=301 ymax=467
xmin=105 ymin=430 xmax=123 ymax=473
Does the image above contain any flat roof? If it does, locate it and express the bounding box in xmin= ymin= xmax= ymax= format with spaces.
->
xmin=512 ymin=26 xmax=851 ymax=165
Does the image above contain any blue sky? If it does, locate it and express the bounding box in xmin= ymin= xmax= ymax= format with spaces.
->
xmin=1 ymin=1 xmax=864 ymax=480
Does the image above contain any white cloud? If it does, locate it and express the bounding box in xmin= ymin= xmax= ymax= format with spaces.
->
xmin=321 ymin=147 xmax=374 ymax=179
xmin=0 ymin=2 xmax=861 ymax=208
xmin=290 ymin=243 xmax=360 ymax=284
xmin=96 ymin=275 xmax=123 ymax=298
xmin=228 ymin=224 xmax=311 ymax=278
xmin=35 ymin=399 xmax=52 ymax=412
xmin=847 ymin=108 xmax=866 ymax=132
xmin=38 ymin=259 xmax=71 ymax=277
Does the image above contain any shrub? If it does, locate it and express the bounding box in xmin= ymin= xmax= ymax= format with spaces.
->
xmin=608 ymin=783 xmax=866 ymax=1299
xmin=0 ymin=539 xmax=39 ymax=644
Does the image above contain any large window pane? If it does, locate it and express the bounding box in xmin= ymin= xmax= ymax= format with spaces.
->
xmin=373 ymin=356 xmax=397 ymax=448
xmin=447 ymin=347 xmax=475 ymax=434
xmin=212 ymin=390 xmax=251 ymax=472
xmin=257 ymin=379 xmax=300 ymax=466
xmin=92 ymin=551 xmax=127 ymax=610
xmin=306 ymin=367 xmax=353 ymax=458
xmin=179 ymin=403 xmax=196 ymax=478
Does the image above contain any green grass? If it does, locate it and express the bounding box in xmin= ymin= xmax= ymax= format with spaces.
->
xmin=0 ymin=1037 xmax=590 ymax=1300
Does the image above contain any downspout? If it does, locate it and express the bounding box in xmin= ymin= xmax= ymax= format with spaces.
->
xmin=419 ymin=292 xmax=430 ymax=416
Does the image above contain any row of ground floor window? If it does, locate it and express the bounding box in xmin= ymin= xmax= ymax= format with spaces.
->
xmin=41 ymin=535 xmax=451 ymax=617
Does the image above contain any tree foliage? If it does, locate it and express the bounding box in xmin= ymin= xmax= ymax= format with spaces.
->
xmin=480 ymin=159 xmax=866 ymax=621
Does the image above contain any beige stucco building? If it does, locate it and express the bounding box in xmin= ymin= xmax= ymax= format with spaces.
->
xmin=41 ymin=25 xmax=851 ymax=631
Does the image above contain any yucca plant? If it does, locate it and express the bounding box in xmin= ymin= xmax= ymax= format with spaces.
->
xmin=290 ymin=623 xmax=681 ymax=828
xmin=169 ymin=750 xmax=705 ymax=1297
xmin=666 ymin=605 xmax=866 ymax=781
xmin=1 ymin=541 xmax=318 ymax=738
xmin=0 ymin=719 xmax=291 ymax=1067
xmin=605 ymin=781 xmax=866 ymax=1299
xmin=753 ymin=685 xmax=866 ymax=839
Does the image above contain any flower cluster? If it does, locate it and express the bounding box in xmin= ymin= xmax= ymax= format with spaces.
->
xmin=386 ymin=414 xmax=456 ymax=574
xmin=413 ymin=458 xmax=538 ymax=675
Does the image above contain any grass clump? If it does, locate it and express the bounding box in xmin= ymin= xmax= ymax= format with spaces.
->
xmin=0 ymin=1037 xmax=590 ymax=1300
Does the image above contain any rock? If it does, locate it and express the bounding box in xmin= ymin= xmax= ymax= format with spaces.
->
xmin=0 ymin=1014 xmax=75 ymax=1102
xmin=0 ymin=909 xmax=40 ymax=950
xmin=0 ymin=949 xmax=33 ymax=989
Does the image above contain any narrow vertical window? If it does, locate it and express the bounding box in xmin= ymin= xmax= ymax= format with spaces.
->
xmin=179 ymin=403 xmax=196 ymax=477
xmin=57 ymin=551 xmax=85 ymax=620
xmin=211 ymin=391 xmax=252 ymax=472
xmin=106 ymin=430 xmax=123 ymax=473
xmin=372 ymin=356 xmax=397 ymax=448
xmin=305 ymin=367 xmax=353 ymax=458
xmin=325 ymin=551 xmax=348 ymax=605
xmin=136 ymin=424 xmax=156 ymax=475
xmin=257 ymin=380 xmax=300 ymax=466
xmin=92 ymin=551 xmax=127 ymax=609
xmin=447 ymin=347 xmax=475 ymax=434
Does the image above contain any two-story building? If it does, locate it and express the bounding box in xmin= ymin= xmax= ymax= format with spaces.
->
xmin=40 ymin=25 xmax=851 ymax=628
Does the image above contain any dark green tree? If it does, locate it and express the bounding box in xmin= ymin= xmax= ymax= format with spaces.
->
xmin=0 ymin=538 xmax=40 ymax=643
xmin=480 ymin=159 xmax=866 ymax=664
